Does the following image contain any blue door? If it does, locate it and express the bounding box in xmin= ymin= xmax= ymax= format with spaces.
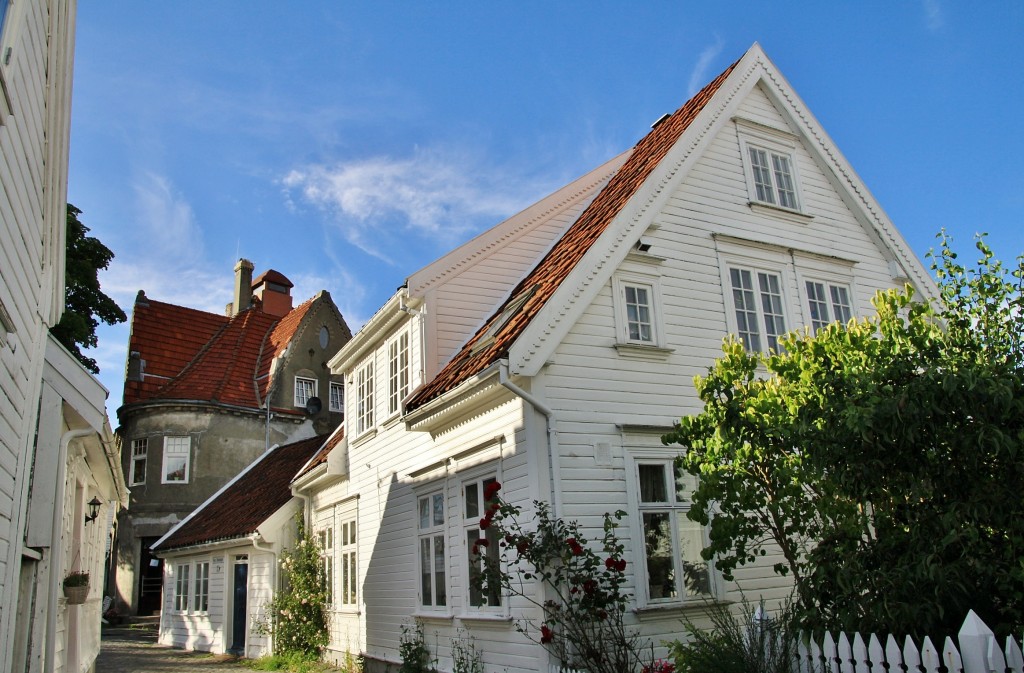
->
xmin=230 ymin=557 xmax=248 ymax=654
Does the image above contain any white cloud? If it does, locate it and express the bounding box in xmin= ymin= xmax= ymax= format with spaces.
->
xmin=688 ymin=36 xmax=726 ymax=98
xmin=923 ymin=0 xmax=944 ymax=31
xmin=283 ymin=147 xmax=539 ymax=263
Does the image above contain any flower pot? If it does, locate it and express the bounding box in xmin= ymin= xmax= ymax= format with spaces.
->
xmin=63 ymin=585 xmax=89 ymax=605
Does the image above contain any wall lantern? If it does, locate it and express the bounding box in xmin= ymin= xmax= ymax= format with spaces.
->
xmin=84 ymin=497 xmax=102 ymax=525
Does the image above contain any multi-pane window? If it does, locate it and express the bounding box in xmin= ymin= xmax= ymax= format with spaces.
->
xmin=193 ymin=561 xmax=210 ymax=613
xmin=162 ymin=436 xmax=191 ymax=483
xmin=130 ymin=438 xmax=148 ymax=486
xmin=340 ymin=519 xmax=358 ymax=607
xmin=174 ymin=563 xmax=190 ymax=612
xmin=417 ymin=492 xmax=446 ymax=609
xmin=636 ymin=460 xmax=711 ymax=603
xmin=623 ymin=284 xmax=654 ymax=343
xmin=329 ymin=381 xmax=344 ymax=413
xmin=729 ymin=267 xmax=787 ymax=352
xmin=294 ymin=376 xmax=317 ymax=408
xmin=748 ymin=146 xmax=798 ymax=210
xmin=464 ymin=476 xmax=501 ymax=608
xmin=805 ymin=281 xmax=853 ymax=333
xmin=356 ymin=362 xmax=374 ymax=435
xmin=318 ymin=528 xmax=334 ymax=606
xmin=388 ymin=331 xmax=411 ymax=416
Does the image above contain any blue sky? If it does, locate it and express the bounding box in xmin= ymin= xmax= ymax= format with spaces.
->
xmin=68 ymin=2 xmax=1024 ymax=416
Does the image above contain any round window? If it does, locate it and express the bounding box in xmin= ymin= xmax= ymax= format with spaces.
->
xmin=319 ymin=326 xmax=329 ymax=349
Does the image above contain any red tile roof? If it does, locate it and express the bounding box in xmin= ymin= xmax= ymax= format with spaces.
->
xmin=406 ymin=60 xmax=737 ymax=410
xmin=153 ymin=433 xmax=328 ymax=552
xmin=123 ymin=292 xmax=316 ymax=413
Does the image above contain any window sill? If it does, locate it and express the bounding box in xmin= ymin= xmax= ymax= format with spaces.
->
xmin=456 ymin=611 xmax=511 ymax=623
xmin=747 ymin=202 xmax=814 ymax=225
xmin=411 ymin=610 xmax=453 ymax=621
xmin=381 ymin=412 xmax=402 ymax=430
xmin=350 ymin=428 xmax=378 ymax=447
xmin=633 ymin=598 xmax=729 ymax=618
xmin=614 ymin=343 xmax=674 ymax=361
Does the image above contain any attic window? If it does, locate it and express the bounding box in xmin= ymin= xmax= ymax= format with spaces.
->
xmin=471 ymin=285 xmax=538 ymax=354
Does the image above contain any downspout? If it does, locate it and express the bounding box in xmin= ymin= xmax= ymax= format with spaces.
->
xmin=44 ymin=428 xmax=93 ymax=673
xmin=499 ymin=362 xmax=561 ymax=517
xmin=250 ymin=532 xmax=278 ymax=656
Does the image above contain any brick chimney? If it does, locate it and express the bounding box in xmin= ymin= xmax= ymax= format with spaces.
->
xmin=252 ymin=269 xmax=294 ymax=317
xmin=229 ymin=258 xmax=255 ymax=316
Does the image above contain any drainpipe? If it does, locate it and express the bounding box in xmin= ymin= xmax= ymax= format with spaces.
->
xmin=250 ymin=532 xmax=278 ymax=656
xmin=498 ymin=362 xmax=561 ymax=517
xmin=44 ymin=428 xmax=93 ymax=673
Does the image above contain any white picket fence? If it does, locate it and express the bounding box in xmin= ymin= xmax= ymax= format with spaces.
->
xmin=551 ymin=611 xmax=1022 ymax=673
xmin=796 ymin=611 xmax=1022 ymax=673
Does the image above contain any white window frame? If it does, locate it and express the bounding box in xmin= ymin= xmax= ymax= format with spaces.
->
xmin=173 ymin=562 xmax=190 ymax=613
xmin=354 ymin=361 xmax=374 ymax=436
xmin=739 ymin=127 xmax=804 ymax=214
xmin=317 ymin=527 xmax=334 ymax=607
xmin=130 ymin=438 xmax=148 ymax=486
xmin=193 ymin=560 xmax=210 ymax=613
xmin=162 ymin=436 xmax=191 ymax=484
xmin=294 ymin=376 xmax=317 ymax=408
xmin=718 ymin=246 xmax=794 ymax=354
xmin=612 ymin=272 xmax=665 ymax=348
xmin=329 ymin=381 xmax=344 ymax=413
xmin=339 ymin=516 xmax=358 ymax=609
xmin=626 ymin=450 xmax=714 ymax=608
xmin=462 ymin=472 xmax=503 ymax=612
xmin=387 ymin=330 xmax=410 ymax=417
xmin=802 ymin=277 xmax=855 ymax=334
xmin=416 ymin=489 xmax=448 ymax=612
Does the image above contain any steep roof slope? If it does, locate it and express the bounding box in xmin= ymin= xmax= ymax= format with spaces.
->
xmin=153 ymin=433 xmax=328 ymax=552
xmin=406 ymin=58 xmax=737 ymax=410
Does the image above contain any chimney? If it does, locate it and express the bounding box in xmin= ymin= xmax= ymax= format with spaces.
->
xmin=230 ymin=258 xmax=255 ymax=316
xmin=252 ymin=269 xmax=294 ymax=318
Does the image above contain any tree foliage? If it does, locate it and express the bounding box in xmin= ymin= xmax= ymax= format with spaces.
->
xmin=50 ymin=204 xmax=126 ymax=373
xmin=664 ymin=233 xmax=1024 ymax=638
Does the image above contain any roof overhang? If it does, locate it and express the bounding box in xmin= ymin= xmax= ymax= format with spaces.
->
xmin=404 ymin=361 xmax=511 ymax=437
xmin=328 ymin=290 xmax=423 ymax=374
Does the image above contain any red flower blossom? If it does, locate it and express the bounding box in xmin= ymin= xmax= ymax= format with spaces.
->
xmin=616 ymin=559 xmax=627 ymax=572
xmin=540 ymin=624 xmax=554 ymax=644
xmin=475 ymin=538 xmax=489 ymax=548
xmin=479 ymin=516 xmax=492 ymax=530
xmin=484 ymin=481 xmax=502 ymax=499
xmin=566 ymin=538 xmax=583 ymax=555
xmin=583 ymin=579 xmax=597 ymax=594
xmin=605 ymin=557 xmax=617 ymax=570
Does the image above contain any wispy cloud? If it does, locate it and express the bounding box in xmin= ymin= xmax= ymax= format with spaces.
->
xmin=282 ymin=147 xmax=542 ymax=264
xmin=687 ymin=36 xmax=726 ymax=98
xmin=100 ymin=172 xmax=230 ymax=314
xmin=922 ymin=0 xmax=944 ymax=31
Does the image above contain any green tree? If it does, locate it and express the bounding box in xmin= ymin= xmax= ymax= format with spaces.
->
xmin=664 ymin=233 xmax=1024 ymax=638
xmin=50 ymin=204 xmax=126 ymax=373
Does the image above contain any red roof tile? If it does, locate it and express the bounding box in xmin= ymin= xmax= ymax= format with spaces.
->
xmin=153 ymin=433 xmax=328 ymax=552
xmin=253 ymin=269 xmax=294 ymax=288
xmin=406 ymin=60 xmax=737 ymax=410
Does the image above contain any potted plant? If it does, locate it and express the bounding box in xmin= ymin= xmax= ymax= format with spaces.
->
xmin=62 ymin=570 xmax=90 ymax=605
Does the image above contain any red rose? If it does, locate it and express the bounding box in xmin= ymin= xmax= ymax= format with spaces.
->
xmin=583 ymin=579 xmax=597 ymax=594
xmin=479 ymin=517 xmax=491 ymax=530
xmin=616 ymin=559 xmax=627 ymax=572
xmin=540 ymin=625 xmax=554 ymax=644
xmin=476 ymin=538 xmax=489 ymax=548
xmin=605 ymin=557 xmax=616 ymax=570
xmin=484 ymin=481 xmax=502 ymax=499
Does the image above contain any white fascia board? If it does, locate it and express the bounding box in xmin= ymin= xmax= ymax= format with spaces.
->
xmin=43 ymin=333 xmax=108 ymax=432
xmin=328 ymin=291 xmax=419 ymax=374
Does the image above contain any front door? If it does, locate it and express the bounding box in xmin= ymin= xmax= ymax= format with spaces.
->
xmin=138 ymin=537 xmax=163 ymax=615
xmin=230 ymin=555 xmax=249 ymax=655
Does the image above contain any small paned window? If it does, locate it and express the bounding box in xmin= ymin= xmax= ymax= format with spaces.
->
xmin=294 ymin=376 xmax=317 ymax=408
xmin=388 ymin=331 xmax=411 ymax=416
xmin=624 ymin=284 xmax=654 ymax=343
xmin=356 ymin=362 xmax=374 ymax=434
xmin=748 ymin=146 xmax=799 ymax=210
xmin=637 ymin=461 xmax=711 ymax=603
xmin=805 ymin=281 xmax=853 ymax=333
xmin=193 ymin=562 xmax=210 ymax=613
xmin=130 ymin=439 xmax=148 ymax=486
xmin=464 ymin=476 xmax=501 ymax=609
xmin=417 ymin=492 xmax=446 ymax=609
xmin=162 ymin=436 xmax=190 ymax=483
xmin=318 ymin=528 xmax=334 ymax=606
xmin=340 ymin=519 xmax=358 ymax=607
xmin=329 ymin=381 xmax=344 ymax=413
xmin=174 ymin=563 xmax=190 ymax=612
xmin=728 ymin=267 xmax=787 ymax=353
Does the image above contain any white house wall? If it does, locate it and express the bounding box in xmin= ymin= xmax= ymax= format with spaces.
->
xmin=538 ymin=81 xmax=923 ymax=650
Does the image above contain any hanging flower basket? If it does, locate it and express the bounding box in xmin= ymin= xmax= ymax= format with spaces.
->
xmin=62 ymin=570 xmax=90 ymax=604
xmin=63 ymin=585 xmax=89 ymax=604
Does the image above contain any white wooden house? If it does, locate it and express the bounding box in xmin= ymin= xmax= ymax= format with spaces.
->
xmin=301 ymin=43 xmax=938 ymax=672
xmin=150 ymin=432 xmax=337 ymax=657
